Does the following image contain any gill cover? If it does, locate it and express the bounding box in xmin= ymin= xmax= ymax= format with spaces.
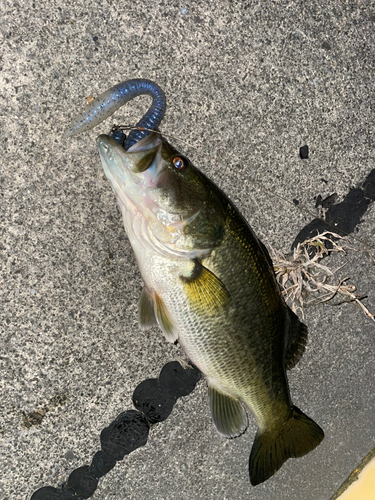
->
xmin=97 ymin=132 xmax=227 ymax=256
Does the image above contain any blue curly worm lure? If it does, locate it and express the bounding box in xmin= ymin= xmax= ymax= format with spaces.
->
xmin=65 ymin=79 xmax=166 ymax=150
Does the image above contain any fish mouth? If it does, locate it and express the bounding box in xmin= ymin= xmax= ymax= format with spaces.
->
xmin=97 ymin=132 xmax=163 ymax=175
xmin=127 ymin=131 xmax=162 ymax=152
xmin=97 ymin=132 xmax=166 ymax=213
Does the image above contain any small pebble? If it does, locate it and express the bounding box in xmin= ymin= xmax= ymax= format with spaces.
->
xmin=299 ymin=145 xmax=309 ymax=159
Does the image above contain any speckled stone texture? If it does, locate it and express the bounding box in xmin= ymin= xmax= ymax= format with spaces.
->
xmin=1 ymin=1 xmax=374 ymax=499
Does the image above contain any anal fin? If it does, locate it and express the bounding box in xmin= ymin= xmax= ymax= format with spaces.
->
xmin=208 ymin=386 xmax=248 ymax=438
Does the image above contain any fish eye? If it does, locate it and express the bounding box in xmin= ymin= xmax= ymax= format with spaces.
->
xmin=173 ymin=156 xmax=186 ymax=170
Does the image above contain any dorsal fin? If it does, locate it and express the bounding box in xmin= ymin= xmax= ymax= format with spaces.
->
xmin=285 ymin=308 xmax=308 ymax=370
xmin=258 ymin=239 xmax=274 ymax=270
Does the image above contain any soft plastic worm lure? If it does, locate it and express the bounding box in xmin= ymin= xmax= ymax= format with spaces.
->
xmin=66 ymin=79 xmax=166 ymax=150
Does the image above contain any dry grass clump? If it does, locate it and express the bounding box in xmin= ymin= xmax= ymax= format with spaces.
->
xmin=270 ymin=231 xmax=375 ymax=322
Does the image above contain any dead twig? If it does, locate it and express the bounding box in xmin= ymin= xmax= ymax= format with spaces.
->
xmin=270 ymin=231 xmax=375 ymax=322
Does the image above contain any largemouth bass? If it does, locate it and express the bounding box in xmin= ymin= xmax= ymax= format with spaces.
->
xmin=67 ymin=80 xmax=324 ymax=485
xmin=97 ymin=132 xmax=323 ymax=485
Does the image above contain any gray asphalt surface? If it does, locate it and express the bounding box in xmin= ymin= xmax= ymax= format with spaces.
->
xmin=1 ymin=1 xmax=374 ymax=499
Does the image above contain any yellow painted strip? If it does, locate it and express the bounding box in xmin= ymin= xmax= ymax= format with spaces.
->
xmin=330 ymin=448 xmax=375 ymax=500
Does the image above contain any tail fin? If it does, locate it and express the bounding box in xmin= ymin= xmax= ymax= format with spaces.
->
xmin=249 ymin=406 xmax=324 ymax=486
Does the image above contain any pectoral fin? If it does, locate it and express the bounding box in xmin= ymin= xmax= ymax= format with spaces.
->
xmin=138 ymin=287 xmax=178 ymax=343
xmin=208 ymin=386 xmax=248 ymax=438
xmin=181 ymin=261 xmax=231 ymax=314
xmin=138 ymin=287 xmax=158 ymax=331
xmin=154 ymin=292 xmax=178 ymax=343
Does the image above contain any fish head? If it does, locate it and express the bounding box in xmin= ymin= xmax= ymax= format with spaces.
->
xmin=97 ymin=132 xmax=226 ymax=257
